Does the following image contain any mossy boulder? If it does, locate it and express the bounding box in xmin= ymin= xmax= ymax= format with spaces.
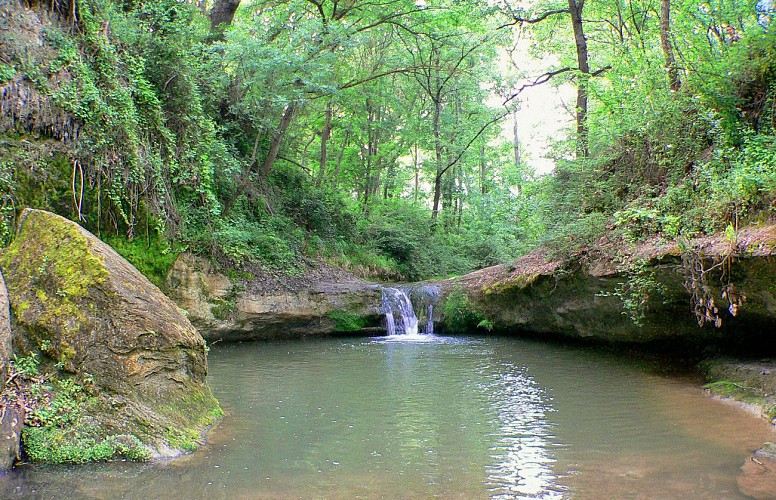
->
xmin=0 ymin=209 xmax=221 ymax=462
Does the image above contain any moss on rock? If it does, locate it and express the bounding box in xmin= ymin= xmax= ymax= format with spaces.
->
xmin=0 ymin=209 xmax=221 ymax=462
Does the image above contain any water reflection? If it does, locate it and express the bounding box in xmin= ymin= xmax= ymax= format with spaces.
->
xmin=1 ymin=336 xmax=773 ymax=499
xmin=483 ymin=363 xmax=565 ymax=499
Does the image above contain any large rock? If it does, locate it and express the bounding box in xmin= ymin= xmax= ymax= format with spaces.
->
xmin=167 ymin=254 xmax=384 ymax=342
xmin=442 ymin=226 xmax=776 ymax=346
xmin=0 ymin=209 xmax=221 ymax=462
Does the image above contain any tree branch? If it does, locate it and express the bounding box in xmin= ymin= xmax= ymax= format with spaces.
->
xmin=498 ymin=8 xmax=570 ymax=29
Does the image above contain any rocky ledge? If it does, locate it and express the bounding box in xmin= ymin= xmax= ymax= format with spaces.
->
xmin=440 ymin=225 xmax=776 ymax=347
xmin=166 ymin=254 xmax=385 ymax=343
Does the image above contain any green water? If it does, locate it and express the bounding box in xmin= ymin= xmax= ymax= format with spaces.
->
xmin=1 ymin=335 xmax=773 ymax=498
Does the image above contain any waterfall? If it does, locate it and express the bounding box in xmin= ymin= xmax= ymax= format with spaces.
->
xmin=381 ymin=285 xmax=440 ymax=337
xmin=381 ymin=287 xmax=419 ymax=336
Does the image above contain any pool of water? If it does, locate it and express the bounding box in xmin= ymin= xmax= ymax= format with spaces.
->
xmin=1 ymin=335 xmax=773 ymax=498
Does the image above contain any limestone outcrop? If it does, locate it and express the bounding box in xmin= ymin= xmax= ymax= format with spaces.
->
xmin=167 ymin=254 xmax=384 ymax=342
xmin=0 ymin=209 xmax=221 ymax=463
xmin=440 ymin=226 xmax=776 ymax=346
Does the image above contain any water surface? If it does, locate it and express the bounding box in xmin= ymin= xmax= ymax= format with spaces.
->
xmin=1 ymin=335 xmax=773 ymax=498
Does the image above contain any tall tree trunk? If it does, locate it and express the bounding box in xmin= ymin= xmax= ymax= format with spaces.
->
xmin=261 ymin=103 xmax=297 ymax=178
xmin=413 ymin=142 xmax=420 ymax=203
xmin=431 ymin=99 xmax=443 ymax=222
xmin=660 ymin=0 xmax=681 ymax=91
xmin=480 ymin=144 xmax=487 ymax=195
xmin=332 ymin=128 xmax=349 ymax=188
xmin=209 ymin=0 xmax=241 ymax=34
xmin=568 ymin=0 xmax=590 ymax=158
xmin=316 ymin=104 xmax=332 ymax=186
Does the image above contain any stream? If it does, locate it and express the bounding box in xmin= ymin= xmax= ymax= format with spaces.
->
xmin=1 ymin=334 xmax=773 ymax=498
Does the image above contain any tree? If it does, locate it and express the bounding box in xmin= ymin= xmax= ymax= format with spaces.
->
xmin=209 ymin=0 xmax=241 ymax=34
xmin=660 ymin=0 xmax=681 ymax=91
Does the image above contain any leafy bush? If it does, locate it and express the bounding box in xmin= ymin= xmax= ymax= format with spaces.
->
xmin=442 ymin=289 xmax=487 ymax=334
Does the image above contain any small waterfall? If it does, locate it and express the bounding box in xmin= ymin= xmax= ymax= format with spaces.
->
xmin=381 ymin=287 xmax=419 ymax=336
xmin=381 ymin=285 xmax=440 ymax=337
xmin=409 ymin=285 xmax=440 ymax=335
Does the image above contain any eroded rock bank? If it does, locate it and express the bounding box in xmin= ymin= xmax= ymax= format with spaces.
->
xmin=439 ymin=226 xmax=776 ymax=348
xmin=0 ymin=209 xmax=221 ymax=467
xmin=166 ymin=253 xmax=384 ymax=342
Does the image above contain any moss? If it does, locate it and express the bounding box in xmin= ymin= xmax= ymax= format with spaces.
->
xmin=102 ymin=234 xmax=178 ymax=290
xmin=328 ymin=311 xmax=369 ymax=332
xmin=0 ymin=210 xmax=109 ymax=361
xmin=482 ymin=272 xmax=540 ymax=295
xmin=22 ymin=426 xmax=150 ymax=463
xmin=703 ymin=380 xmax=776 ymax=421
xmin=156 ymin=389 xmax=222 ymax=452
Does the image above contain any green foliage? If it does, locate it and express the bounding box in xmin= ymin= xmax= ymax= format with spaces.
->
xmin=442 ymin=288 xmax=487 ymax=334
xmin=11 ymin=354 xmax=40 ymax=379
xmin=103 ymin=233 xmax=178 ymax=289
xmin=19 ymin=370 xmax=151 ymax=463
xmin=0 ymin=63 xmax=14 ymax=83
xmin=328 ymin=311 xmax=369 ymax=333
xmin=23 ymin=426 xmax=149 ymax=463
xmin=598 ymin=259 xmax=666 ymax=327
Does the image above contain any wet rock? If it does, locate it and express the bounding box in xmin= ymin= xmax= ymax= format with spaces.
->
xmin=0 ymin=209 xmax=221 ymax=462
xmin=738 ymin=445 xmax=776 ymax=499
xmin=0 ymin=402 xmax=22 ymax=471
xmin=167 ymin=253 xmax=384 ymax=342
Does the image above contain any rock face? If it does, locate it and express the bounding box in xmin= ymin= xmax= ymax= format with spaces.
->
xmin=441 ymin=226 xmax=776 ymax=346
xmin=0 ymin=269 xmax=20 ymax=471
xmin=0 ymin=403 xmax=22 ymax=471
xmin=167 ymin=254 xmax=384 ymax=342
xmin=0 ymin=270 xmax=10 ymax=386
xmin=0 ymin=209 xmax=221 ymax=462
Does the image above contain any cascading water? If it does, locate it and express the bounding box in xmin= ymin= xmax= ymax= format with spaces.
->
xmin=382 ymin=287 xmax=419 ymax=336
xmin=409 ymin=285 xmax=440 ymax=335
xmin=381 ymin=285 xmax=440 ymax=337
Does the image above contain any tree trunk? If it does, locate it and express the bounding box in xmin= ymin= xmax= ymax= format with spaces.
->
xmin=261 ymin=103 xmax=297 ymax=178
xmin=568 ymin=0 xmax=590 ymax=158
xmin=431 ymin=99 xmax=443 ymax=222
xmin=209 ymin=0 xmax=241 ymax=34
xmin=480 ymin=144 xmax=487 ymax=195
xmin=660 ymin=0 xmax=681 ymax=91
xmin=413 ymin=142 xmax=420 ymax=203
xmin=316 ymin=104 xmax=332 ymax=186
xmin=332 ymin=128 xmax=349 ymax=188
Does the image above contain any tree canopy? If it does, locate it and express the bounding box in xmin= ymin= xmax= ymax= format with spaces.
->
xmin=1 ymin=0 xmax=774 ymax=282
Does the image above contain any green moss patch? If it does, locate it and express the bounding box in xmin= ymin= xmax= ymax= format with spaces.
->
xmin=328 ymin=311 xmax=369 ymax=332
xmin=23 ymin=426 xmax=149 ymax=463
xmin=0 ymin=210 xmax=109 ymax=367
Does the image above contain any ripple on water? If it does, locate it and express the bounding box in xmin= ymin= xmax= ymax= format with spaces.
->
xmin=1 ymin=335 xmax=773 ymax=499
